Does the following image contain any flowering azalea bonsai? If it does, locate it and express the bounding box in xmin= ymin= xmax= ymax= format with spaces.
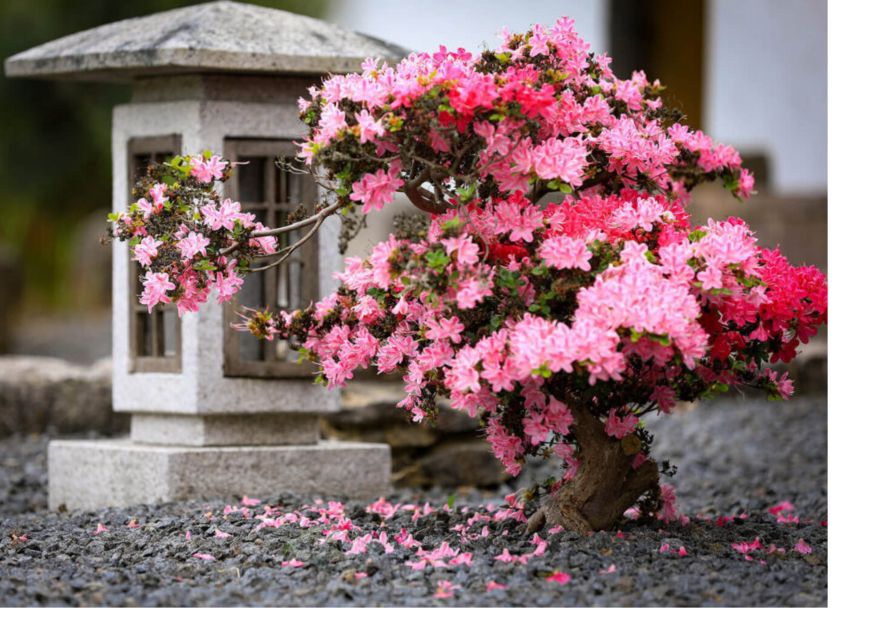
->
xmin=110 ymin=18 xmax=827 ymax=534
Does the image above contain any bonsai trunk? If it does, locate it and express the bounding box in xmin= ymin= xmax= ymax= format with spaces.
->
xmin=527 ymin=408 xmax=661 ymax=535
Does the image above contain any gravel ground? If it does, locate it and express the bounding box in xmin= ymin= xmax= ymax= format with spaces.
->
xmin=0 ymin=395 xmax=826 ymax=607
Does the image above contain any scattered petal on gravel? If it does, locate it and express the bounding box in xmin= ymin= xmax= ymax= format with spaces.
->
xmin=433 ymin=581 xmax=459 ymax=599
xmin=0 ymin=396 xmax=827 ymax=606
xmin=545 ymin=571 xmax=571 ymax=585
xmin=795 ymin=539 xmax=813 ymax=555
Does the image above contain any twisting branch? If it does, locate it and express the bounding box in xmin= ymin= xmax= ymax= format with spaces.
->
xmin=219 ymin=201 xmax=342 ymax=257
xmin=247 ymin=207 xmax=327 ymax=273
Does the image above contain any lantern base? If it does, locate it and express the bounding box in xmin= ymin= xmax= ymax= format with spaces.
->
xmin=47 ymin=437 xmax=391 ymax=511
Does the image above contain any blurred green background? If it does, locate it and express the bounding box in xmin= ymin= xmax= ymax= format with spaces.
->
xmin=0 ymin=0 xmax=325 ymax=312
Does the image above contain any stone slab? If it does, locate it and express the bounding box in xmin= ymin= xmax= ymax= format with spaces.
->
xmin=130 ymin=413 xmax=320 ymax=447
xmin=48 ymin=438 xmax=391 ymax=511
xmin=0 ymin=355 xmax=127 ymax=437
xmin=4 ymin=1 xmax=409 ymax=81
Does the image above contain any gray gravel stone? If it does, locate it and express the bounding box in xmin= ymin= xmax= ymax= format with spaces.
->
xmin=0 ymin=395 xmax=826 ymax=606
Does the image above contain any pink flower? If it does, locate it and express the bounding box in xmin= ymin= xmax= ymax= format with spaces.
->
xmin=604 ymin=410 xmax=637 ymax=439
xmin=281 ymin=559 xmax=305 ymax=568
xmin=133 ymin=236 xmax=162 ymax=267
xmin=148 ymin=183 xmax=167 ymax=211
xmin=177 ymin=232 xmax=209 ymax=261
xmin=731 ymin=537 xmax=763 ymax=554
xmin=531 ymin=137 xmax=588 ymax=186
xmin=367 ymin=497 xmax=400 ymax=519
xmin=658 ymin=483 xmax=679 ymax=522
xmin=737 ymin=168 xmax=755 ymax=199
xmin=545 ymin=571 xmax=571 ymax=585
xmin=455 ymin=275 xmax=493 ymax=309
xmin=349 ymin=162 xmax=403 ymax=214
xmin=493 ymin=192 xmax=544 ymax=243
xmin=139 ymin=271 xmax=175 ymax=312
xmin=201 ymin=199 xmax=242 ymax=232
xmin=697 ymin=264 xmax=723 ymax=290
xmin=214 ymin=267 xmax=244 ymax=304
xmin=355 ymin=109 xmax=385 ymax=144
xmin=768 ymin=500 xmax=795 ymax=516
xmin=317 ymin=102 xmax=347 ymax=141
xmin=425 ymin=316 xmax=464 ymax=344
xmin=433 ymin=580 xmax=459 ymax=599
xmin=794 ymin=539 xmax=812 ymax=555
xmin=539 ymin=235 xmax=592 ymax=270
xmin=190 ymin=155 xmax=227 ymax=184
xmin=442 ymin=234 xmax=480 ymax=265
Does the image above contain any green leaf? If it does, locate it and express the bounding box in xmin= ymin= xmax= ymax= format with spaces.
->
xmin=425 ymin=249 xmax=450 ymax=271
xmin=532 ymin=364 xmax=553 ymax=378
xmin=688 ymin=229 xmax=707 ymax=243
xmin=447 ymin=494 xmax=456 ymax=509
xmin=558 ymin=183 xmax=573 ymax=194
xmin=647 ymin=333 xmax=671 ymax=346
xmin=192 ymin=259 xmax=217 ymax=272
xmin=531 ymin=263 xmax=549 ymax=277
xmin=441 ymin=216 xmax=462 ymax=233
xmin=457 ymin=185 xmax=478 ymax=204
xmin=498 ymin=267 xmax=522 ymax=295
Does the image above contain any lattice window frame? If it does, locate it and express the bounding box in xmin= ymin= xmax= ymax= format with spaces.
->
xmin=222 ymin=138 xmax=320 ymax=379
xmin=127 ymin=135 xmax=183 ymax=374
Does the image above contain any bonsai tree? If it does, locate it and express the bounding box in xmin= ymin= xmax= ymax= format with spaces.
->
xmin=109 ymin=18 xmax=827 ymax=534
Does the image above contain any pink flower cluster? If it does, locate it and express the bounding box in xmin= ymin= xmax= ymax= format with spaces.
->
xmin=110 ymin=153 xmax=278 ymax=315
xmin=297 ymin=17 xmax=755 ymax=216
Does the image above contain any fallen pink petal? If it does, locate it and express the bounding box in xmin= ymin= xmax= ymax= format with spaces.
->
xmin=545 ymin=571 xmax=572 ymax=585
xmin=794 ymin=539 xmax=813 ymax=555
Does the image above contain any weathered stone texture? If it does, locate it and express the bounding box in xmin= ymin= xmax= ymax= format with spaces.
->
xmin=130 ymin=412 xmax=320 ymax=446
xmin=48 ymin=439 xmax=390 ymax=511
xmin=0 ymin=356 xmax=126 ymax=437
xmin=327 ymin=382 xmax=508 ymax=488
xmin=4 ymin=0 xmax=408 ymax=81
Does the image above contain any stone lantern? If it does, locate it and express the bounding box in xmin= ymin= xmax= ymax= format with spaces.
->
xmin=4 ymin=1 xmax=403 ymax=510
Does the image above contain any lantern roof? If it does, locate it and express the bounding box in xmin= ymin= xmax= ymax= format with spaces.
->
xmin=4 ymin=1 xmax=408 ymax=81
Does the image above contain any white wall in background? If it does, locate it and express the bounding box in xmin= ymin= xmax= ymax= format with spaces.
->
xmin=706 ymin=0 xmax=827 ymax=194
xmin=327 ymin=0 xmax=608 ymax=59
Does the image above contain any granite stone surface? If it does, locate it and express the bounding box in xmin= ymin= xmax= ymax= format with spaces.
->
xmin=130 ymin=413 xmax=320 ymax=447
xmin=48 ymin=438 xmax=391 ymax=511
xmin=4 ymin=0 xmax=409 ymax=81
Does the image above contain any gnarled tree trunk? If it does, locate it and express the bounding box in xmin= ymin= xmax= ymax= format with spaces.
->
xmin=527 ymin=408 xmax=661 ymax=535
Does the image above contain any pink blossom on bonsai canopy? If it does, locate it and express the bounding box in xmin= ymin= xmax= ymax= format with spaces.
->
xmin=109 ymin=18 xmax=827 ymax=534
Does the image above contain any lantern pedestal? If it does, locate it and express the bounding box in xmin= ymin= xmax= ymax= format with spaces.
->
xmin=48 ymin=438 xmax=390 ymax=511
